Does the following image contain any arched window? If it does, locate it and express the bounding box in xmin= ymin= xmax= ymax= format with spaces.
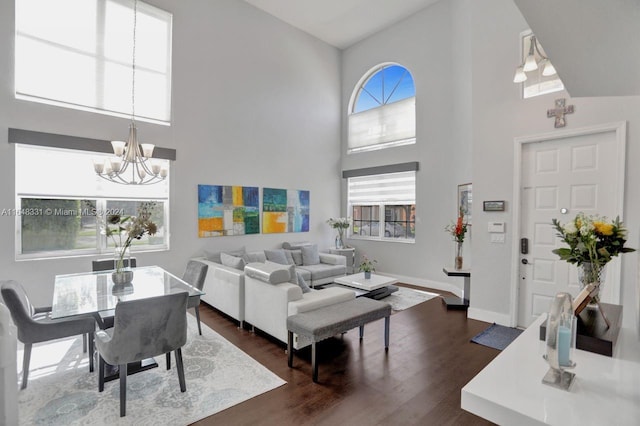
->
xmin=348 ymin=63 xmax=416 ymax=153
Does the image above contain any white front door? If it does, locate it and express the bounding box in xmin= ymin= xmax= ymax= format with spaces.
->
xmin=516 ymin=123 xmax=626 ymax=328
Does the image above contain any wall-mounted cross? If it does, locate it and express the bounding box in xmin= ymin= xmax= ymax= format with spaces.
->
xmin=547 ymin=98 xmax=574 ymax=128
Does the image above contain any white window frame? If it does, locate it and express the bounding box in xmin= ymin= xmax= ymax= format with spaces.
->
xmin=15 ymin=0 xmax=173 ymax=124
xmin=348 ymin=63 xmax=416 ymax=154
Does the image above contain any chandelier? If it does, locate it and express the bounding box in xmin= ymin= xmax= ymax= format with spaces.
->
xmin=513 ymin=35 xmax=557 ymax=83
xmin=94 ymin=0 xmax=168 ymax=185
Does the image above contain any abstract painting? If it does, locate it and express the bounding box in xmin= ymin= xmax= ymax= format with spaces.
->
xmin=262 ymin=188 xmax=309 ymax=233
xmin=198 ymin=184 xmax=259 ymax=237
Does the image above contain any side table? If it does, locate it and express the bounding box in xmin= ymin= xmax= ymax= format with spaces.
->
xmin=329 ymin=247 xmax=356 ymax=274
xmin=442 ymin=267 xmax=470 ymax=310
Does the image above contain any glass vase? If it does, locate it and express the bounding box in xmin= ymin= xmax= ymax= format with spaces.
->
xmin=577 ymin=262 xmax=606 ymax=303
xmin=455 ymin=242 xmax=463 ymax=270
xmin=335 ymin=229 xmax=345 ymax=249
xmin=114 ymin=246 xmax=131 ymax=273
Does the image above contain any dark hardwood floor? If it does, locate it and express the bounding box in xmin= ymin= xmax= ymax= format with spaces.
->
xmin=192 ymin=286 xmax=498 ymax=426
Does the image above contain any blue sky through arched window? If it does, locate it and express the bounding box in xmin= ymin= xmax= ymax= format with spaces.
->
xmin=354 ymin=65 xmax=415 ymax=113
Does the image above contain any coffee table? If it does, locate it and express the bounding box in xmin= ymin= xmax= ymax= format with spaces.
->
xmin=325 ymin=272 xmax=399 ymax=299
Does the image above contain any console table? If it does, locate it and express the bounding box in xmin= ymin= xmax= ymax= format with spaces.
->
xmin=462 ymin=313 xmax=640 ymax=425
xmin=442 ymin=267 xmax=470 ymax=310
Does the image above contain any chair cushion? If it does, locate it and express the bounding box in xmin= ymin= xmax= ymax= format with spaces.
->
xmin=301 ymin=245 xmax=320 ymax=266
xmin=264 ymin=249 xmax=289 ymax=265
xmin=220 ymin=253 xmax=246 ymax=270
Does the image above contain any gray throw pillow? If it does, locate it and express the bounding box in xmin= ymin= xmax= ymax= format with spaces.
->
xmin=243 ymin=250 xmax=267 ymax=263
xmin=296 ymin=271 xmax=312 ymax=293
xmin=283 ymin=250 xmax=295 ymax=265
xmin=301 ymin=244 xmax=320 ymax=266
xmin=220 ymin=252 xmax=246 ymax=270
xmin=205 ymin=247 xmax=246 ymax=263
xmin=286 ymin=249 xmax=303 ymax=266
xmin=264 ymin=249 xmax=289 ymax=265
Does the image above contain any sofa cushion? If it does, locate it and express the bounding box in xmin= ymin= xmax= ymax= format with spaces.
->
xmin=205 ymin=247 xmax=245 ymax=263
xmin=301 ymin=245 xmax=320 ymax=265
xmin=297 ymin=263 xmax=346 ymax=281
xmin=242 ymin=250 xmax=266 ymax=263
xmin=220 ymin=253 xmax=246 ymax=270
xmin=285 ymin=249 xmax=303 ymax=266
xmin=265 ymin=249 xmax=289 ymax=265
xmin=246 ymin=262 xmax=291 ymax=284
xmin=282 ymin=241 xmax=312 ymax=250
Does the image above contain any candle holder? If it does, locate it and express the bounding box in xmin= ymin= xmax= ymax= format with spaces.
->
xmin=542 ymin=292 xmax=577 ymax=391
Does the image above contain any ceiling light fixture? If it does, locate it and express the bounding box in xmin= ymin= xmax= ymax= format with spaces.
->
xmin=94 ymin=0 xmax=167 ymax=185
xmin=513 ymin=35 xmax=558 ymax=83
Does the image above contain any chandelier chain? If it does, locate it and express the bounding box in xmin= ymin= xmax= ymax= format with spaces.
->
xmin=131 ymin=0 xmax=137 ymax=122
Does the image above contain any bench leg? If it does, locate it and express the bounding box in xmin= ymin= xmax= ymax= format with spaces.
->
xmin=384 ymin=316 xmax=390 ymax=351
xmin=359 ymin=325 xmax=364 ymax=340
xmin=287 ymin=331 xmax=294 ymax=367
xmin=312 ymin=342 xmax=318 ymax=383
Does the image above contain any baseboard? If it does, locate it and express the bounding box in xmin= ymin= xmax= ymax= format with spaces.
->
xmin=377 ymin=271 xmax=463 ymax=298
xmin=467 ymin=307 xmax=511 ymax=327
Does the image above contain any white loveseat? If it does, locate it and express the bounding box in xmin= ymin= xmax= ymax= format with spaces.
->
xmin=243 ymin=262 xmax=355 ymax=349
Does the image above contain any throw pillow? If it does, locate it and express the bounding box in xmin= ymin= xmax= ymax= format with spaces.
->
xmin=296 ymin=271 xmax=312 ymax=293
xmin=205 ymin=247 xmax=246 ymax=263
xmin=301 ymin=244 xmax=320 ymax=266
xmin=264 ymin=249 xmax=289 ymax=265
xmin=283 ymin=250 xmax=295 ymax=265
xmin=220 ymin=252 xmax=246 ymax=271
xmin=286 ymin=249 xmax=303 ymax=266
xmin=282 ymin=241 xmax=312 ymax=250
xmin=242 ymin=250 xmax=267 ymax=263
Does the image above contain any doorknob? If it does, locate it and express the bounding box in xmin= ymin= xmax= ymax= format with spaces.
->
xmin=521 ymin=258 xmax=529 ymax=265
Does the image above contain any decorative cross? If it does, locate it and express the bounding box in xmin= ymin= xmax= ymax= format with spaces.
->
xmin=547 ymin=98 xmax=574 ymax=128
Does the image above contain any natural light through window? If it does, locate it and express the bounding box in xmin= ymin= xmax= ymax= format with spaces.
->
xmin=348 ymin=64 xmax=416 ymax=153
xmin=15 ymin=0 xmax=172 ymax=123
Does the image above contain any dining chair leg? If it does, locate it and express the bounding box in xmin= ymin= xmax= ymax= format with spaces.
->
xmin=82 ymin=334 xmax=87 ymax=353
xmin=21 ymin=343 xmax=32 ymax=390
xmin=98 ymin=356 xmax=105 ymax=392
xmin=195 ymin=306 xmax=202 ymax=336
xmin=175 ymin=348 xmax=186 ymax=392
xmin=119 ymin=364 xmax=127 ymax=417
xmin=166 ymin=352 xmax=171 ymax=370
xmin=88 ymin=332 xmax=95 ymax=372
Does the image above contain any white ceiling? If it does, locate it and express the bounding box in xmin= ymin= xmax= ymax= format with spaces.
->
xmin=243 ymin=0 xmax=442 ymax=49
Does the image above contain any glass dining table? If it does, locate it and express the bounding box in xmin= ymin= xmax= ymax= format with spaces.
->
xmin=51 ymin=265 xmax=204 ymax=381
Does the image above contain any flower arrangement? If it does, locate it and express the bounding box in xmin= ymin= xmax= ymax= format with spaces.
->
xmin=102 ymin=202 xmax=158 ymax=273
xmin=327 ymin=217 xmax=350 ymax=230
xmin=445 ymin=208 xmax=468 ymax=244
xmin=551 ymin=213 xmax=634 ymax=267
xmin=359 ymin=255 xmax=377 ymax=273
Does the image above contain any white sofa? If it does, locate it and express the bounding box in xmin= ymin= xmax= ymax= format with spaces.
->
xmin=244 ymin=262 xmax=355 ymax=349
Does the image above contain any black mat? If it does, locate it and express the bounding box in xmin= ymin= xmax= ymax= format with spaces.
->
xmin=471 ymin=323 xmax=523 ymax=350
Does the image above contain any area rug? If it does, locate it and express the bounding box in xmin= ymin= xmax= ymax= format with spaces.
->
xmin=17 ymin=315 xmax=286 ymax=425
xmin=471 ymin=323 xmax=524 ymax=350
xmin=384 ymin=287 xmax=439 ymax=312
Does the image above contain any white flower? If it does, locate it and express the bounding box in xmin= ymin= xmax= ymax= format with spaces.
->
xmin=563 ymin=222 xmax=577 ymax=234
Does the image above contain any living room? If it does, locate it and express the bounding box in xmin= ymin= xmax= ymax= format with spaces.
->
xmin=1 ymin=0 xmax=640 ymax=424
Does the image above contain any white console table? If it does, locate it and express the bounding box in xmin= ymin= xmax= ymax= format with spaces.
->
xmin=461 ymin=314 xmax=640 ymax=425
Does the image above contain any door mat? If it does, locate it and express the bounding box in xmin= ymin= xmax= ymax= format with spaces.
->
xmin=471 ymin=323 xmax=523 ymax=350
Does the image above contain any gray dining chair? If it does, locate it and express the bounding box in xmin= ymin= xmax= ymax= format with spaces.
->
xmin=0 ymin=280 xmax=96 ymax=389
xmin=183 ymin=260 xmax=208 ymax=336
xmin=95 ymin=292 xmax=188 ymax=417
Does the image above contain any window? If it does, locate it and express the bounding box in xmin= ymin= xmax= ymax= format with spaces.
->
xmin=15 ymin=0 xmax=173 ymax=123
xmin=348 ymin=171 xmax=416 ymax=242
xmin=348 ymin=64 xmax=416 ymax=153
xmin=14 ymin=144 xmax=170 ymax=259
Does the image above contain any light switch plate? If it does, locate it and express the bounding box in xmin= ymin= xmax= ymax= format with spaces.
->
xmin=488 ymin=222 xmax=505 ymax=233
xmin=491 ymin=234 xmax=505 ymax=243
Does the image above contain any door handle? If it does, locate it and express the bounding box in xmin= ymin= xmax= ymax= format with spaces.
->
xmin=521 ymin=258 xmax=529 ymax=265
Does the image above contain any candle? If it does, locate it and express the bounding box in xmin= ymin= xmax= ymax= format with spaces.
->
xmin=558 ymin=325 xmax=572 ymax=367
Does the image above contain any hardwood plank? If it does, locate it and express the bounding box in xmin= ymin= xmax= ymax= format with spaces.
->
xmin=191 ymin=286 xmax=499 ymax=425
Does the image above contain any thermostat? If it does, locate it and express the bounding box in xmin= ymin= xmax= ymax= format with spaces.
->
xmin=488 ymin=222 xmax=505 ymax=233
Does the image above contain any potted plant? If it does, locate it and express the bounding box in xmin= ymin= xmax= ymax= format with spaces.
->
xmin=327 ymin=217 xmax=350 ymax=249
xmin=359 ymin=255 xmax=377 ymax=279
xmin=445 ymin=208 xmax=468 ymax=269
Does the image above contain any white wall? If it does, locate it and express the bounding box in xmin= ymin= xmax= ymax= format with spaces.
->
xmin=0 ymin=0 xmax=341 ymax=306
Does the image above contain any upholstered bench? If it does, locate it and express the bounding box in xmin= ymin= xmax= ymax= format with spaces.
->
xmin=286 ymin=297 xmax=391 ymax=382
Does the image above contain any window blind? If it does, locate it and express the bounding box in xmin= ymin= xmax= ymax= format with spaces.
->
xmin=15 ymin=0 xmax=173 ymax=123
xmin=347 ymin=171 xmax=416 ymax=205
xmin=348 ymin=97 xmax=416 ymax=152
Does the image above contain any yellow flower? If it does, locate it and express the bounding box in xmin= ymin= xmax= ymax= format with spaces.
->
xmin=593 ymin=221 xmax=614 ymax=236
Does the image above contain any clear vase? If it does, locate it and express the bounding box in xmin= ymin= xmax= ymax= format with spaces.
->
xmin=335 ymin=229 xmax=345 ymax=249
xmin=455 ymin=242 xmax=463 ymax=270
xmin=577 ymin=262 xmax=606 ymax=303
xmin=114 ymin=246 xmax=131 ymax=273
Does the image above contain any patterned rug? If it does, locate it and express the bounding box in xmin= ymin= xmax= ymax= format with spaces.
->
xmin=16 ymin=315 xmax=286 ymax=425
xmin=384 ymin=287 xmax=439 ymax=312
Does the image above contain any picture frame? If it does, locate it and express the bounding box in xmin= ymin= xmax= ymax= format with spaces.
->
xmin=483 ymin=200 xmax=506 ymax=212
xmin=457 ymin=183 xmax=472 ymax=225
